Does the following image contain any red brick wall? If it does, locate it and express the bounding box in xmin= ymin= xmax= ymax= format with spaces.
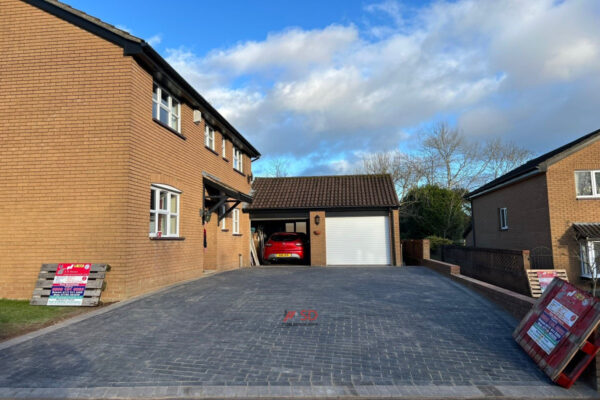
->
xmin=471 ymin=173 xmax=552 ymax=252
xmin=546 ymin=139 xmax=600 ymax=286
xmin=0 ymin=0 xmax=253 ymax=300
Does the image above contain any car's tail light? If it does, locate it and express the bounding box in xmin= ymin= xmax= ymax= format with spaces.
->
xmin=265 ymin=243 xmax=272 ymax=247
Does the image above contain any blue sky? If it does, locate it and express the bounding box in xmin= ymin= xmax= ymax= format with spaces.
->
xmin=67 ymin=0 xmax=600 ymax=176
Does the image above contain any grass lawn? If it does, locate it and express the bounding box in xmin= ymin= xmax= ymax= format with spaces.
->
xmin=0 ymin=299 xmax=92 ymax=341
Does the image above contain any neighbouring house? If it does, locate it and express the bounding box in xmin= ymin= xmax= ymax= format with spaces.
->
xmin=247 ymin=175 xmax=402 ymax=266
xmin=0 ymin=0 xmax=260 ymax=301
xmin=466 ymin=128 xmax=600 ymax=288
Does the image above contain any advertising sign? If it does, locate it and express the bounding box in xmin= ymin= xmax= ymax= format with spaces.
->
xmin=47 ymin=263 xmax=91 ymax=306
xmin=537 ymin=270 xmax=558 ymax=293
xmin=513 ymin=278 xmax=600 ymax=388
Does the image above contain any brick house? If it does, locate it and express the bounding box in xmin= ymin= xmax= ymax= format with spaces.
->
xmin=466 ymin=129 xmax=600 ymax=288
xmin=0 ymin=0 xmax=260 ymax=300
xmin=248 ymin=175 xmax=402 ymax=266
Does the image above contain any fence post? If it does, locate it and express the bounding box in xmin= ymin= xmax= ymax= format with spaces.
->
xmin=422 ymin=239 xmax=430 ymax=261
xmin=522 ymin=250 xmax=531 ymax=270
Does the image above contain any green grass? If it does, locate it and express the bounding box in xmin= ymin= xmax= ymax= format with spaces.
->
xmin=0 ymin=299 xmax=86 ymax=340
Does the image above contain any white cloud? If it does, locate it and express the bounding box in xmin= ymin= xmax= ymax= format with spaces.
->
xmin=165 ymin=0 xmax=600 ymax=174
xmin=146 ymin=34 xmax=162 ymax=47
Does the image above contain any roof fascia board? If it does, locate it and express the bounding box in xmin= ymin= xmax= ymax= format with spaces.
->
xmin=539 ymin=134 xmax=600 ymax=170
xmin=245 ymin=206 xmax=397 ymax=213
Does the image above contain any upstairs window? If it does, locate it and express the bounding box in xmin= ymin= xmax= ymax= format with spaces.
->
xmin=575 ymin=170 xmax=600 ymax=198
xmin=221 ymin=205 xmax=227 ymax=230
xmin=233 ymin=147 xmax=243 ymax=173
xmin=205 ymin=124 xmax=215 ymax=150
xmin=150 ymin=184 xmax=180 ymax=238
xmin=499 ymin=207 xmax=508 ymax=230
xmin=152 ymin=84 xmax=180 ymax=132
xmin=232 ymin=208 xmax=240 ymax=234
xmin=222 ymin=137 xmax=227 ymax=158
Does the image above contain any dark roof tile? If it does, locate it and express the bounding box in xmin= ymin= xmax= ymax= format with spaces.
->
xmin=248 ymin=175 xmax=399 ymax=210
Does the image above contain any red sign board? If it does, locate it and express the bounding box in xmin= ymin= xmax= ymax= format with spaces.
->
xmin=513 ymin=278 xmax=600 ymax=388
xmin=48 ymin=263 xmax=91 ymax=306
xmin=536 ymin=270 xmax=558 ymax=293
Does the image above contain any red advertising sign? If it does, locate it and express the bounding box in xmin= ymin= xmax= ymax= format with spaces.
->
xmin=513 ymin=278 xmax=600 ymax=388
xmin=47 ymin=263 xmax=91 ymax=306
xmin=536 ymin=270 xmax=558 ymax=293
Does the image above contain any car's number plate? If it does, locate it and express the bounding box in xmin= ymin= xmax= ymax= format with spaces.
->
xmin=276 ymin=253 xmax=292 ymax=257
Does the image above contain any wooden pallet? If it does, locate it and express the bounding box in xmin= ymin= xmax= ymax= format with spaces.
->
xmin=31 ymin=263 xmax=109 ymax=306
xmin=513 ymin=278 xmax=600 ymax=388
xmin=526 ymin=269 xmax=569 ymax=298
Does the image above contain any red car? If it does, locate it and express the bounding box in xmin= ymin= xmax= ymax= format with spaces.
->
xmin=263 ymin=232 xmax=308 ymax=263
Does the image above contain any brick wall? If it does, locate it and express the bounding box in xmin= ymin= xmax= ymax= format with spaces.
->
xmin=0 ymin=0 xmax=253 ymax=300
xmin=471 ymin=173 xmax=552 ymax=253
xmin=391 ymin=209 xmax=402 ymax=266
xmin=309 ymin=211 xmax=326 ymax=266
xmin=546 ymin=139 xmax=600 ymax=287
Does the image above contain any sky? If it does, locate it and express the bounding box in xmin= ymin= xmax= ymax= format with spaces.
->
xmin=67 ymin=0 xmax=600 ymax=176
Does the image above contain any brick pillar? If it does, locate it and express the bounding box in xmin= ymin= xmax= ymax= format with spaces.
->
xmin=422 ymin=239 xmax=431 ymax=261
xmin=391 ymin=209 xmax=402 ymax=266
xmin=309 ymin=211 xmax=326 ymax=266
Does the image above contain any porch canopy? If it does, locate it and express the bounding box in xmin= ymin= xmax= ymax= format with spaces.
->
xmin=572 ymin=223 xmax=600 ymax=239
xmin=203 ymin=172 xmax=252 ymax=223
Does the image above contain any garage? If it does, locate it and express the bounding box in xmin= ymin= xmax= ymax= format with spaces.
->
xmin=326 ymin=213 xmax=391 ymax=265
xmin=246 ymin=175 xmax=402 ymax=266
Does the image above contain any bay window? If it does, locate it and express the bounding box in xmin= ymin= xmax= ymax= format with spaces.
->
xmin=150 ymin=184 xmax=180 ymax=238
xmin=580 ymin=240 xmax=600 ymax=278
xmin=152 ymin=84 xmax=180 ymax=132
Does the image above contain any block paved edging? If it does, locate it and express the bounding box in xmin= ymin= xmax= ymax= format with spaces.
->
xmin=0 ymin=383 xmax=598 ymax=400
xmin=0 ymin=271 xmax=223 ymax=352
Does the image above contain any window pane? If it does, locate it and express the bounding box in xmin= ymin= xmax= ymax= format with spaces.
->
xmin=159 ymin=191 xmax=168 ymax=210
xmin=161 ymin=90 xmax=169 ymax=107
xmin=159 ymin=107 xmax=169 ymax=124
xmin=150 ymin=190 xmax=156 ymax=210
xmin=595 ymin=172 xmax=600 ymax=195
xmin=152 ymin=102 xmax=157 ymax=119
xmin=170 ymin=194 xmax=178 ymax=213
xmin=169 ymin=216 xmax=177 ymax=235
xmin=158 ymin=214 xmax=167 ymax=234
xmin=149 ymin=213 xmax=156 ymax=234
xmin=170 ymin=100 xmax=179 ymax=116
xmin=576 ymin=171 xmax=593 ymax=196
xmin=170 ymin=115 xmax=179 ymax=130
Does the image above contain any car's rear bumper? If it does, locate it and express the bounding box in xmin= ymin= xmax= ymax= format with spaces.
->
xmin=265 ymin=252 xmax=304 ymax=261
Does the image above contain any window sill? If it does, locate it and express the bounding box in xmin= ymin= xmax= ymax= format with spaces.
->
xmin=221 ymin=229 xmax=229 ymax=232
xmin=499 ymin=228 xmax=508 ymax=231
xmin=232 ymin=233 xmax=243 ymax=236
xmin=576 ymin=196 xmax=600 ymax=200
xmin=153 ymin=119 xmax=186 ymax=140
xmin=223 ymin=157 xmax=230 ymax=162
xmin=205 ymin=146 xmax=219 ymax=156
xmin=150 ymin=236 xmax=185 ymax=241
xmin=234 ymin=169 xmax=245 ymax=177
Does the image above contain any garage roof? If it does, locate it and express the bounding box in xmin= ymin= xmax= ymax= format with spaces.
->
xmin=248 ymin=175 xmax=400 ymax=210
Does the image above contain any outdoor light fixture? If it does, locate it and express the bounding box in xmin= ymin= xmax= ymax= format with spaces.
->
xmin=314 ymin=215 xmax=321 ymax=225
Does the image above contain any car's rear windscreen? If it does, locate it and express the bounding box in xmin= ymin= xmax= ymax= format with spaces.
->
xmin=270 ymin=234 xmax=299 ymax=242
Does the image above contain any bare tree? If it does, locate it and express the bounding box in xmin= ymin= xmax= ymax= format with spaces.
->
xmin=358 ymin=151 xmax=425 ymax=199
xmin=264 ymin=157 xmax=290 ymax=177
xmin=485 ymin=138 xmax=534 ymax=179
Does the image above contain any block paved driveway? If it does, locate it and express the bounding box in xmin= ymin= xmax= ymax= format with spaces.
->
xmin=0 ymin=266 xmax=596 ymax=398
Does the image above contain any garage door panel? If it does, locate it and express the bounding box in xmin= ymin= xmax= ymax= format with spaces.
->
xmin=326 ymin=216 xmax=391 ymax=265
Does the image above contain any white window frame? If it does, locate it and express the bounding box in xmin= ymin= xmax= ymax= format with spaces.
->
xmin=232 ymin=208 xmax=240 ymax=234
xmin=222 ymin=137 xmax=227 ymax=158
xmin=150 ymin=184 xmax=180 ymax=238
xmin=221 ymin=205 xmax=227 ymax=230
xmin=233 ymin=147 xmax=243 ymax=173
xmin=205 ymin=124 xmax=215 ymax=150
xmin=580 ymin=240 xmax=600 ymax=279
xmin=152 ymin=84 xmax=181 ymax=132
xmin=499 ymin=207 xmax=508 ymax=230
xmin=575 ymin=170 xmax=600 ymax=198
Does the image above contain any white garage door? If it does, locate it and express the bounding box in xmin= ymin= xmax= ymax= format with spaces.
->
xmin=326 ymin=215 xmax=391 ymax=265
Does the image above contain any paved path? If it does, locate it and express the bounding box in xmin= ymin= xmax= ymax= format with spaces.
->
xmin=0 ymin=266 xmax=597 ymax=399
